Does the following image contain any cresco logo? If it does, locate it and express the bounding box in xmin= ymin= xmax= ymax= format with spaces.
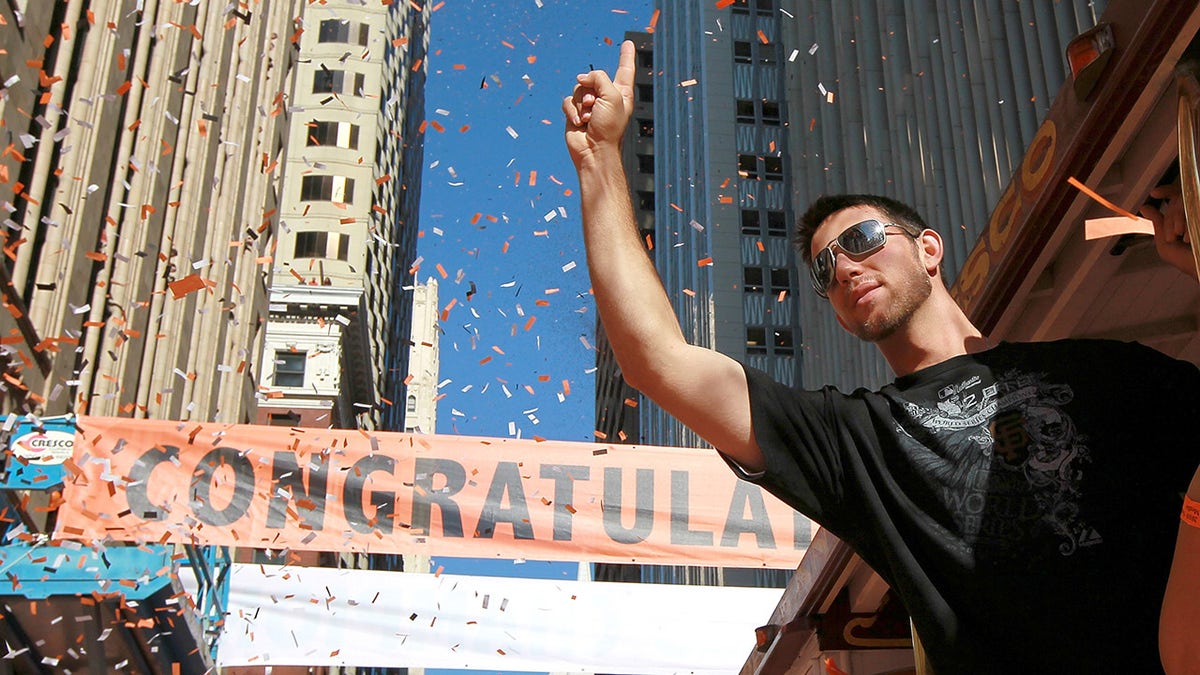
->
xmin=12 ymin=429 xmax=74 ymax=465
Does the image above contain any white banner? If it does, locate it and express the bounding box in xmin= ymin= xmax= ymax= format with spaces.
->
xmin=218 ymin=563 xmax=783 ymax=674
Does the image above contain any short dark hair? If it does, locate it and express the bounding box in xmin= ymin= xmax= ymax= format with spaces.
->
xmin=793 ymin=194 xmax=930 ymax=265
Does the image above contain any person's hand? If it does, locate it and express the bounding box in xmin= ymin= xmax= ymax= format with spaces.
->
xmin=563 ymin=40 xmax=636 ymax=167
xmin=1141 ymin=183 xmax=1199 ymax=279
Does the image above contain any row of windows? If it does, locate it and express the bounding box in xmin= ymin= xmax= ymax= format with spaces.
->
xmin=295 ymin=231 xmax=351 ymax=261
xmin=738 ymin=154 xmax=783 ymax=181
xmin=744 ymin=266 xmax=790 ymax=294
xmin=307 ymin=120 xmax=359 ymax=149
xmin=313 ymin=68 xmax=366 ymax=96
xmin=742 ymin=209 xmax=788 ymax=236
xmin=730 ymin=0 xmax=775 ymax=16
xmin=318 ymin=18 xmax=371 ymax=46
xmin=746 ymin=326 xmax=793 ymax=355
xmin=734 ymin=40 xmax=776 ymax=65
xmin=736 ymin=99 xmax=781 ymax=126
xmin=300 ymin=175 xmax=355 ymax=203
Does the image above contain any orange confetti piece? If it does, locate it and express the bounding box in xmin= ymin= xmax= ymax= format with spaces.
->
xmin=453 ymin=64 xmax=466 ymax=70
xmin=757 ymin=29 xmax=769 ymax=44
xmin=168 ymin=274 xmax=206 ymax=299
xmin=435 ymin=263 xmax=448 ymax=279
xmin=697 ymin=257 xmax=713 ymax=267
xmin=716 ymin=0 xmax=734 ymax=7
xmin=459 ymin=125 xmax=470 ymax=133
xmin=1067 ymin=176 xmax=1140 ymax=220
xmin=648 ymin=8 xmax=660 ymax=32
xmin=523 ymin=316 xmax=536 ymax=331
xmin=562 ymin=379 xmax=571 ymax=396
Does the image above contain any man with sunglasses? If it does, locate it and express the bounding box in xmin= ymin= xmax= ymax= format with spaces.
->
xmin=566 ymin=42 xmax=1200 ymax=673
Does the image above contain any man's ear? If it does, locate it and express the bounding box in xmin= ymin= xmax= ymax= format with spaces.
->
xmin=918 ymin=229 xmax=944 ymax=276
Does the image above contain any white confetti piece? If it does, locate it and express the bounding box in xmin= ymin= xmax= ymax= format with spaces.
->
xmin=505 ymin=126 xmax=519 ymax=139
xmin=561 ymin=261 xmax=576 ymax=273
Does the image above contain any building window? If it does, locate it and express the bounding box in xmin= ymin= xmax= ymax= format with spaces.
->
xmin=313 ymin=68 xmax=345 ymax=94
xmin=730 ymin=0 xmax=750 ymax=14
xmin=353 ymin=72 xmax=365 ymax=96
xmin=756 ymin=0 xmax=775 ymax=16
xmin=636 ymin=83 xmax=654 ymax=103
xmin=743 ymin=267 xmax=764 ymax=293
xmin=741 ymin=210 xmax=761 ymax=235
xmin=738 ymin=154 xmax=759 ymax=180
xmin=636 ymin=153 xmax=655 ymax=174
xmin=307 ymin=121 xmax=360 ymax=148
xmin=406 ymin=396 xmax=418 ymax=414
xmin=273 ymin=351 xmax=306 ymax=387
xmin=746 ymin=327 xmax=767 ymax=355
xmin=295 ymin=231 xmax=351 ymax=260
xmin=734 ymin=41 xmax=752 ymax=64
xmin=300 ymin=175 xmax=355 ymax=203
xmin=637 ymin=118 xmax=654 ymax=138
xmin=636 ymin=190 xmax=655 ymax=211
xmin=766 ymin=210 xmax=788 ymax=236
xmin=295 ymin=231 xmax=328 ymax=258
xmin=318 ymin=19 xmax=353 ymax=43
xmin=637 ymin=49 xmax=653 ymax=69
xmin=358 ymin=23 xmax=370 ymax=46
xmin=769 ymin=267 xmax=790 ymax=294
xmin=268 ymin=412 xmax=301 ymax=426
xmin=736 ymin=99 xmax=755 ymax=124
xmin=762 ymin=100 xmax=781 ymax=125
xmin=759 ymin=45 xmax=777 ymax=65
xmin=773 ymin=328 xmax=794 ymax=355
xmin=764 ymin=156 xmax=783 ymax=180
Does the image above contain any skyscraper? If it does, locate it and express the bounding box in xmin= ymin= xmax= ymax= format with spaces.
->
xmin=0 ymin=1 xmax=431 ymax=671
xmin=257 ymin=1 xmax=431 ymax=435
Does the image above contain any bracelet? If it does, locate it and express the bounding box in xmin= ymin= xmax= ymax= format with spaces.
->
xmin=1183 ymin=495 xmax=1200 ymax=529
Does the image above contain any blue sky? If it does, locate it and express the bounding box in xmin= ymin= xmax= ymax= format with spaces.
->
xmin=418 ymin=1 xmax=652 ymax=445
xmin=417 ymin=2 xmax=652 ymax=673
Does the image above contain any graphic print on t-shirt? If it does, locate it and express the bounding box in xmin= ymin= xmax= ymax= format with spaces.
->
xmin=897 ymin=368 xmax=1102 ymax=563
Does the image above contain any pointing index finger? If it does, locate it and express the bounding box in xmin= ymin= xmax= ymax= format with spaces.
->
xmin=613 ymin=39 xmax=637 ymax=90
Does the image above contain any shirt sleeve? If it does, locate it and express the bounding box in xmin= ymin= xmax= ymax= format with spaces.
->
xmin=733 ymin=362 xmax=856 ymax=528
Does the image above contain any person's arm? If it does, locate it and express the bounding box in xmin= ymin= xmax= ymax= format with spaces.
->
xmin=1141 ymin=184 xmax=1199 ymax=279
xmin=1160 ymin=466 xmax=1200 ymax=673
xmin=563 ymin=42 xmax=764 ymax=471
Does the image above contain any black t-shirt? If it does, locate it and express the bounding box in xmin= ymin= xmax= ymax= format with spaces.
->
xmin=735 ymin=339 xmax=1200 ymax=673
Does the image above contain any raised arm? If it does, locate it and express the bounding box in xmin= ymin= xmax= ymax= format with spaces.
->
xmin=563 ymin=42 xmax=764 ymax=471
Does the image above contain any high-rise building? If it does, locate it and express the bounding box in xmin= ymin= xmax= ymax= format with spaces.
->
xmin=257 ymin=1 xmax=430 ymax=435
xmin=0 ymin=1 xmax=431 ymax=672
xmin=244 ymin=2 xmax=431 ymax=674
xmin=405 ymin=277 xmax=439 ymax=435
xmin=0 ymin=1 xmax=304 ymax=670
